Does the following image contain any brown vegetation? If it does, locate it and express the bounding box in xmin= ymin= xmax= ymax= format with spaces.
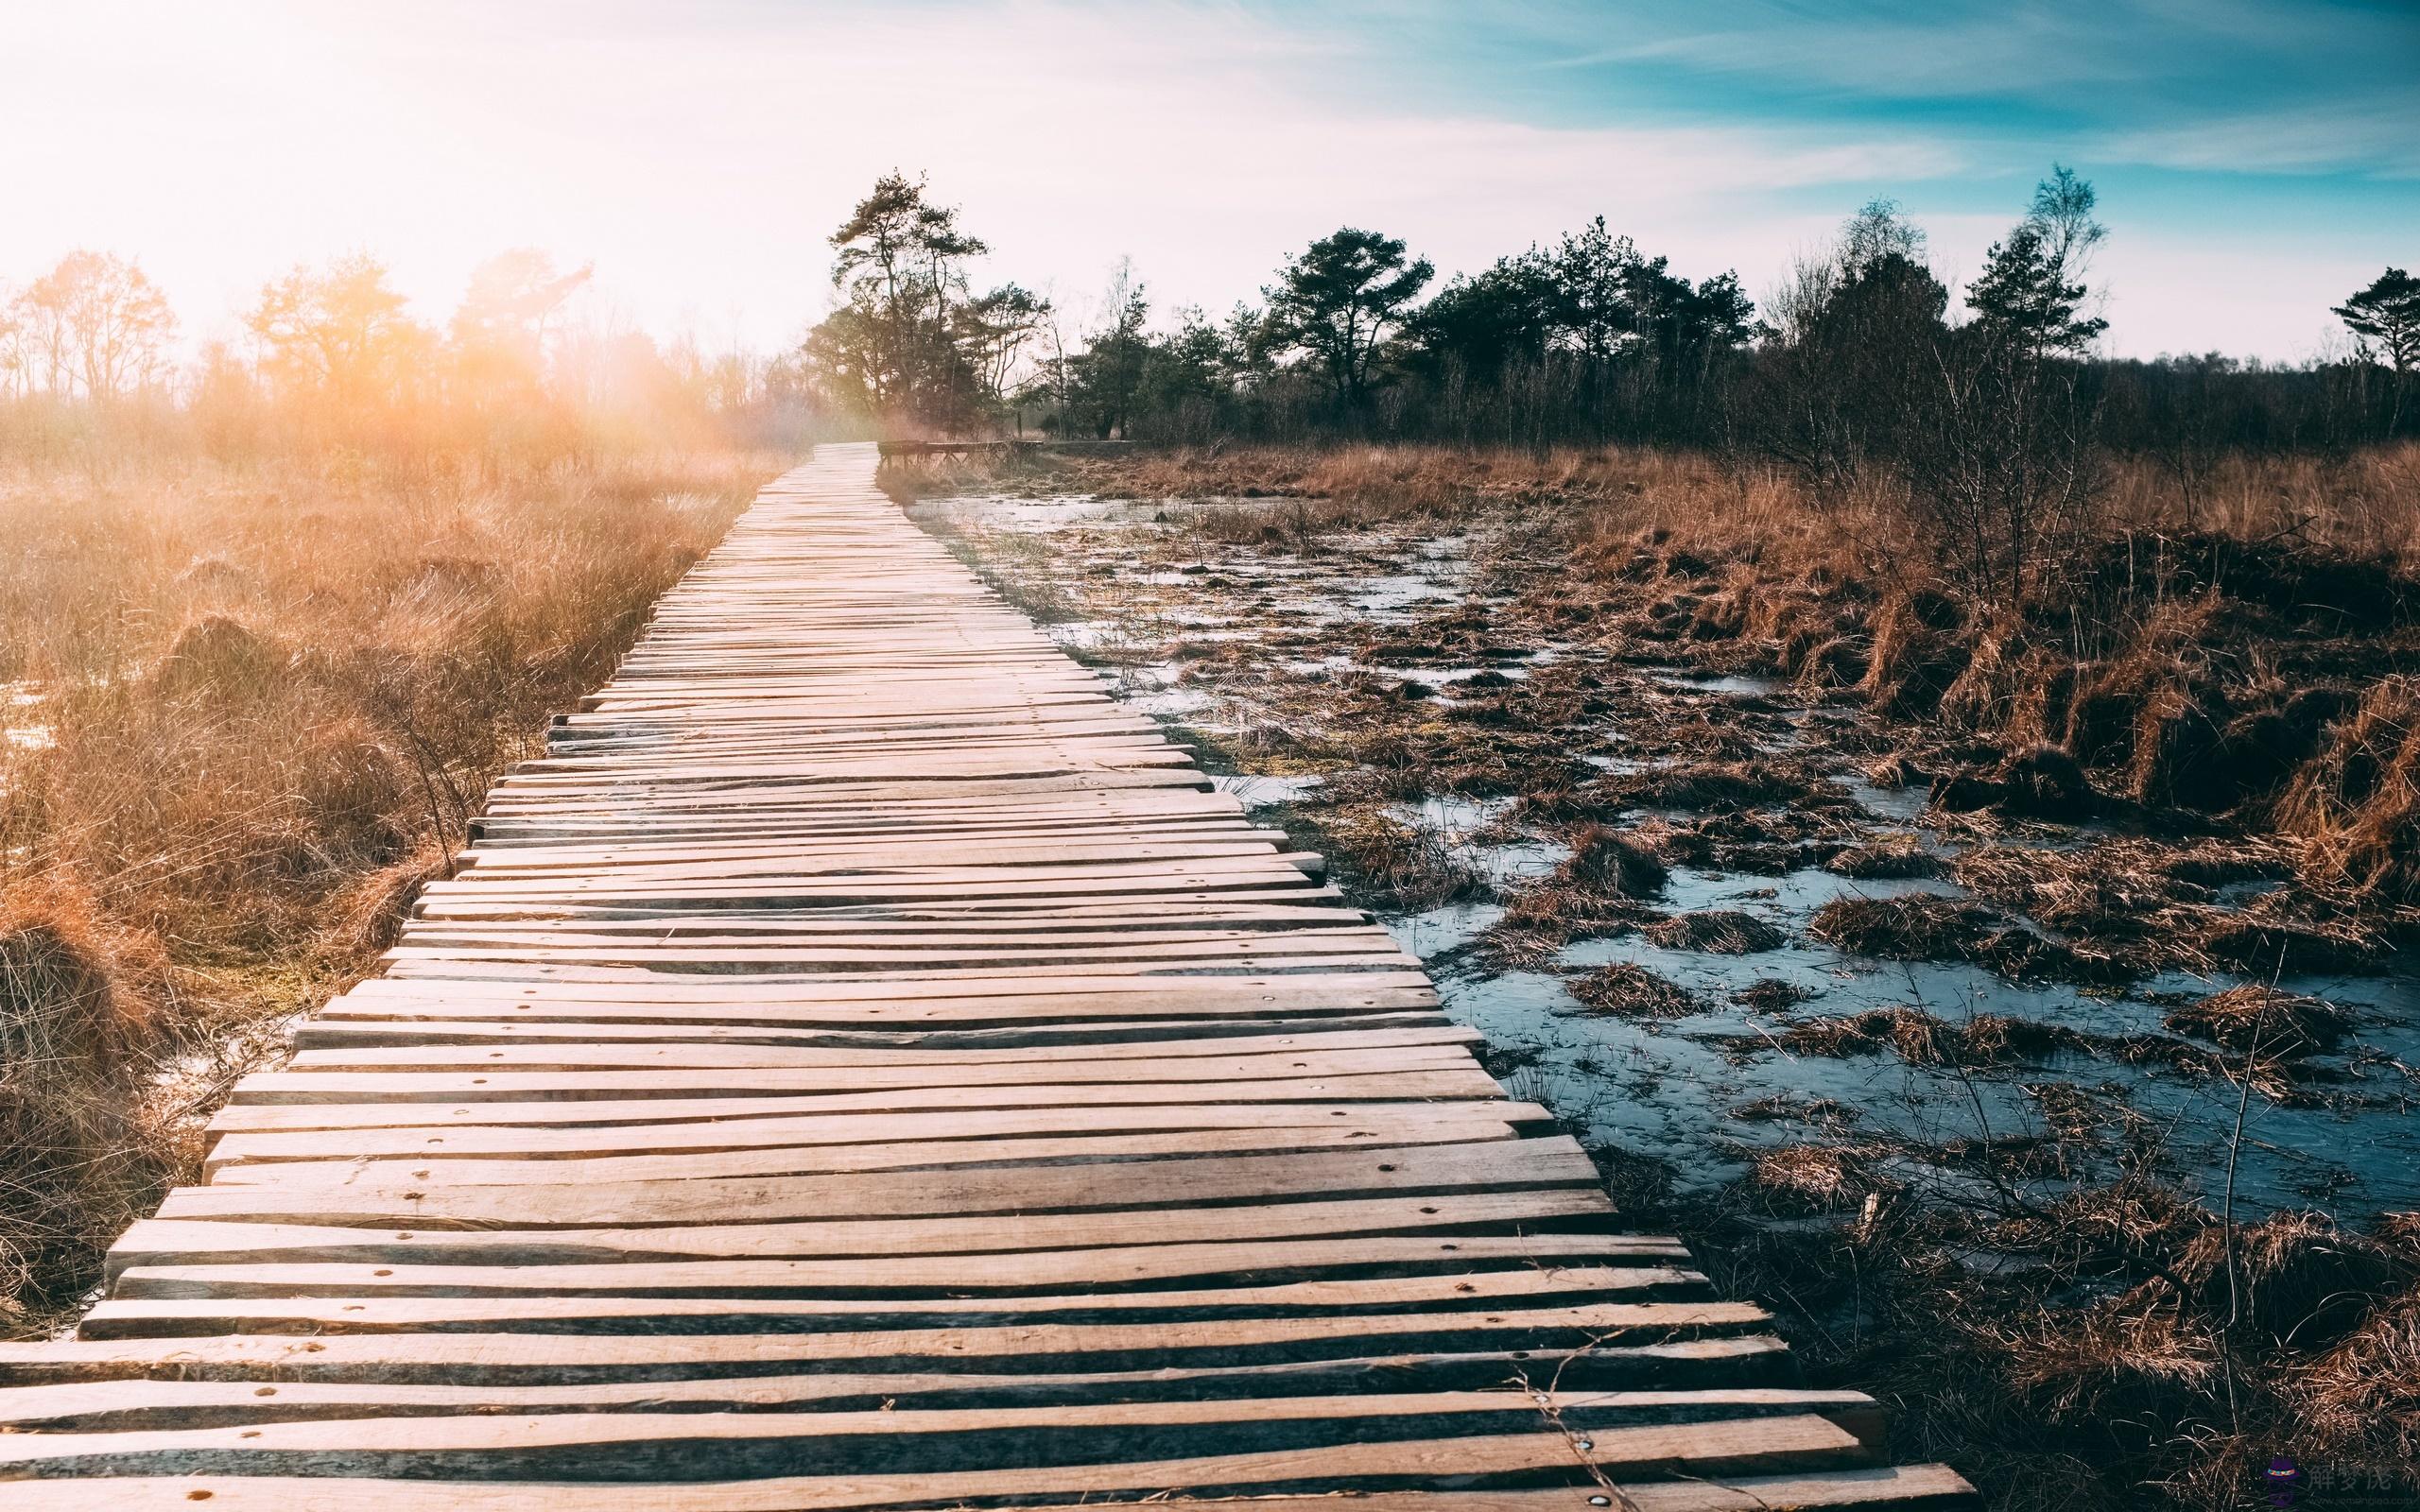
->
xmin=1642 ymin=908 xmax=1786 ymax=954
xmin=0 ymin=451 xmax=766 ymax=1319
xmin=1808 ymin=895 xmax=2130 ymax=986
xmin=1041 ymin=439 xmax=2420 ymax=925
xmin=1563 ymin=961 xmax=1699 ymax=1018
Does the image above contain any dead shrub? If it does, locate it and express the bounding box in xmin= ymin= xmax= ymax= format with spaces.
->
xmin=0 ymin=876 xmax=159 ymax=1068
xmin=1859 ymin=590 xmax=1972 ymax=718
xmin=1996 ymin=1299 xmax=2221 ymax=1426
xmin=1749 ymin=1143 xmax=1893 ymax=1213
xmin=1863 ymin=751 xmax=1928 ymax=788
xmin=2196 ymin=893 xmax=2381 ymax=976
xmin=329 ymin=841 xmax=455 ymax=954
xmin=2171 ymin=1211 xmax=2413 ymax=1349
xmin=1495 ymin=824 xmax=1668 ymax=944
xmin=1595 ymin=760 xmax=1838 ymax=813
xmin=1767 ymin=1005 xmax=1955 ymax=1063
xmin=1315 ymin=809 xmax=1487 ymax=911
xmin=1561 ymin=824 xmax=1668 ymax=897
xmin=1732 ymin=977 xmax=1815 ymax=1010
xmin=1996 ymin=743 xmax=2095 ymax=818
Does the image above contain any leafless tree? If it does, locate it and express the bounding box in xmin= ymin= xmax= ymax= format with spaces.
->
xmin=8 ymin=251 xmax=176 ymax=399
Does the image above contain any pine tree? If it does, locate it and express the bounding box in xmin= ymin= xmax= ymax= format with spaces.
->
xmin=1969 ymin=168 xmax=2108 ymax=357
xmin=2334 ymin=268 xmax=2420 ymax=376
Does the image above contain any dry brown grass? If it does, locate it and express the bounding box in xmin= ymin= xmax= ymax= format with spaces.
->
xmin=0 ymin=872 xmax=179 ymax=1314
xmin=2273 ymin=675 xmax=2420 ymax=904
xmin=1642 ymin=908 xmax=1786 ymax=954
xmin=0 ymin=450 xmax=769 ymax=1318
xmin=1049 ymin=440 xmax=2420 ymax=916
xmin=2292 ymin=1286 xmax=2420 ymax=1463
xmin=1562 ymin=961 xmax=1699 ymax=1019
xmin=1037 ymin=438 xmax=2420 ymax=576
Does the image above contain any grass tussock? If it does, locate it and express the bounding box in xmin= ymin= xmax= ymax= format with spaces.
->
xmin=2163 ymin=984 xmax=2352 ymax=1057
xmin=2273 ymin=675 xmax=2420 ymax=904
xmin=0 ymin=873 xmax=176 ymax=1313
xmin=1808 ymin=894 xmax=2129 ymax=986
xmin=1826 ymin=836 xmax=1942 ymax=879
xmin=1642 ymin=908 xmax=1786 ymax=954
xmin=0 ymin=451 xmax=769 ymax=1318
xmin=1562 ymin=961 xmax=1700 ymax=1019
xmin=1490 ymin=825 xmax=1667 ymax=952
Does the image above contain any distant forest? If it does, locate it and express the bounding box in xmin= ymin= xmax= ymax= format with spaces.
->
xmin=802 ymin=171 xmax=2418 ymax=458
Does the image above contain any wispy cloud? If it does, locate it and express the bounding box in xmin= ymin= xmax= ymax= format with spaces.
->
xmin=2096 ymin=101 xmax=2420 ymax=178
xmin=1539 ymin=8 xmax=2159 ymax=98
xmin=1508 ymin=0 xmax=2419 ymax=180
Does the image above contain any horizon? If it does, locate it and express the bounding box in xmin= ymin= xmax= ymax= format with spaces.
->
xmin=3 ymin=0 xmax=2414 ymax=364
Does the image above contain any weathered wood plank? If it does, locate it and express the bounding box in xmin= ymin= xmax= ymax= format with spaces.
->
xmin=10 ymin=1464 xmax=1981 ymax=1510
xmin=105 ymin=1233 xmax=1685 ymax=1299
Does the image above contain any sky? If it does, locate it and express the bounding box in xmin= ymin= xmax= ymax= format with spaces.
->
xmin=2 ymin=0 xmax=2413 ymax=361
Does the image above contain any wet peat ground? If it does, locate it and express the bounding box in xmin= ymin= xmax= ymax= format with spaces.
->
xmin=906 ymin=479 xmax=2420 ymax=1506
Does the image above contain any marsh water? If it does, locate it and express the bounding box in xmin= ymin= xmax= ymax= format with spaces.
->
xmin=909 ymin=489 xmax=2420 ymax=1228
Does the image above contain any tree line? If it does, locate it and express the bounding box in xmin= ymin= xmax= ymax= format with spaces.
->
xmin=800 ymin=170 xmax=2417 ymax=468
xmin=0 ymin=249 xmax=815 ymax=464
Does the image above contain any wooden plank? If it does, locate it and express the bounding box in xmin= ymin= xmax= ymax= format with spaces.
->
xmin=220 ymin=1054 xmax=1497 ymax=1107
xmin=205 ymin=1123 xmax=1539 ymax=1185
xmin=78 ymin=1265 xmax=1711 ymax=1336
xmin=282 ymin=1023 xmax=1482 ymax=1069
xmin=153 ymin=1139 xmax=1606 ymax=1228
xmin=105 ymin=1190 xmax=1631 ymax=1272
xmin=6 ymin=1323 xmax=1783 ymax=1388
xmin=0 ymin=1377 xmax=1853 ymax=1431
xmin=202 ymin=1074 xmax=1510 ymax=1136
xmin=0 ymin=1467 xmax=1991 ymax=1510
xmin=0 ymin=1405 xmax=1874 ymax=1479
xmin=109 ymin=1234 xmax=1686 ymax=1298
xmin=204 ymin=1100 xmax=1543 ymax=1168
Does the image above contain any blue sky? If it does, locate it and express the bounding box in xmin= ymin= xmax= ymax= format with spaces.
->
xmin=2 ymin=0 xmax=2411 ymax=359
xmin=1373 ymin=1 xmax=2419 ymax=220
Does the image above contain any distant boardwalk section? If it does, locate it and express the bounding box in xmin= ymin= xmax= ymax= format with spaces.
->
xmin=0 ymin=444 xmax=1975 ymax=1508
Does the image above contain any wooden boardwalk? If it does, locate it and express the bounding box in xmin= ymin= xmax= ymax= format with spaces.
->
xmin=0 ymin=447 xmax=1974 ymax=1508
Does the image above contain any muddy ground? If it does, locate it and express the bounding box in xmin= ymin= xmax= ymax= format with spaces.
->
xmin=903 ymin=464 xmax=2420 ymax=1509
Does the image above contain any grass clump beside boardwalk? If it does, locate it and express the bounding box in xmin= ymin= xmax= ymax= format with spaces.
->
xmin=0 ymin=453 xmax=769 ymax=1322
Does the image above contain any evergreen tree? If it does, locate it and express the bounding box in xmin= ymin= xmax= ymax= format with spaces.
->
xmin=1968 ymin=167 xmax=2107 ymax=356
xmin=1265 ymin=228 xmax=1433 ymax=406
xmin=2334 ymin=268 xmax=2420 ymax=376
xmin=2335 ymin=267 xmax=2420 ymax=434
